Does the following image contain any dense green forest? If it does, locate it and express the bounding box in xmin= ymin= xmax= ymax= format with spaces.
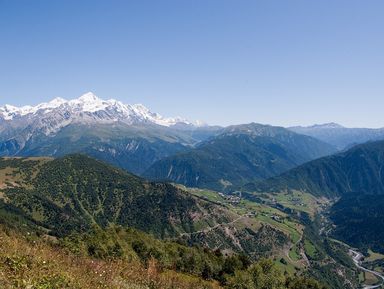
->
xmin=331 ymin=193 xmax=384 ymax=254
xmin=0 ymin=155 xmax=231 ymax=238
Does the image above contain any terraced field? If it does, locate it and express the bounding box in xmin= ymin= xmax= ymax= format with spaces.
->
xmin=184 ymin=187 xmax=312 ymax=273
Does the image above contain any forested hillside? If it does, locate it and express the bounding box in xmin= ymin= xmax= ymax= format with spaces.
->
xmin=145 ymin=123 xmax=335 ymax=191
xmin=250 ymin=140 xmax=384 ymax=198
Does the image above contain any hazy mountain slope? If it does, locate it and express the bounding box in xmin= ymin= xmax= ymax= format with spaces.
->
xmin=289 ymin=123 xmax=384 ymax=150
xmin=253 ymin=140 xmax=384 ymax=198
xmin=1 ymin=123 xmax=196 ymax=174
xmin=144 ymin=123 xmax=336 ymax=191
xmin=0 ymin=93 xmax=221 ymax=174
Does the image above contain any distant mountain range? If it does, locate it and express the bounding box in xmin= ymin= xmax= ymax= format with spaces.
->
xmin=289 ymin=123 xmax=384 ymax=150
xmin=2 ymin=93 xmax=384 ymax=191
xmin=144 ymin=123 xmax=336 ymax=191
xmin=0 ymin=92 xmax=200 ymax=128
xmin=0 ymin=93 xmax=219 ymax=174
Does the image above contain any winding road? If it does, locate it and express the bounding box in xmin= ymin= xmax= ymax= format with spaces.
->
xmin=179 ymin=215 xmax=246 ymax=237
xmin=285 ymin=234 xmax=309 ymax=267
xmin=350 ymin=249 xmax=384 ymax=289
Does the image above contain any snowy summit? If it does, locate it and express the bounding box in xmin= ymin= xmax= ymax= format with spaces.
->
xmin=0 ymin=92 xmax=199 ymax=128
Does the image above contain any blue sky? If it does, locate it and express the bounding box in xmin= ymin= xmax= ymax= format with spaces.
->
xmin=0 ymin=0 xmax=383 ymax=127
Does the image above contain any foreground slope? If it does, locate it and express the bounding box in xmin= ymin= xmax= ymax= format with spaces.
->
xmin=145 ymin=123 xmax=336 ymax=191
xmin=0 ymin=223 xmax=326 ymax=289
xmin=0 ymin=224 xmax=222 ymax=289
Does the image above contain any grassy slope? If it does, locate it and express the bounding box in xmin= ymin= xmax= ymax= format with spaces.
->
xmin=0 ymin=223 xmax=327 ymax=289
xmin=0 ymin=224 xmax=221 ymax=289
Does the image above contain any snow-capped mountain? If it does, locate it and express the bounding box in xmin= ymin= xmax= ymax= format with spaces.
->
xmin=0 ymin=93 xmax=215 ymax=174
xmin=0 ymin=92 xmax=194 ymax=129
xmin=300 ymin=122 xmax=345 ymax=130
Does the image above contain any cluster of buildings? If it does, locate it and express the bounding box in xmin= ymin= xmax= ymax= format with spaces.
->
xmin=217 ymin=192 xmax=241 ymax=204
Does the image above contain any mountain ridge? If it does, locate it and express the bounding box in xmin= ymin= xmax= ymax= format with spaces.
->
xmin=145 ymin=123 xmax=336 ymax=191
xmin=0 ymin=92 xmax=202 ymax=128
xmin=289 ymin=123 xmax=384 ymax=149
xmin=250 ymin=140 xmax=384 ymax=198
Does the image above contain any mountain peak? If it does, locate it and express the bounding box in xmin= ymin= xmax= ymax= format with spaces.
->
xmin=77 ymin=92 xmax=101 ymax=103
xmin=312 ymin=122 xmax=344 ymax=129
xmin=0 ymin=92 xmax=200 ymax=128
xmin=68 ymin=92 xmax=108 ymax=113
xmin=3 ymin=104 xmax=18 ymax=112
xmin=49 ymin=97 xmax=67 ymax=105
xmin=222 ymin=123 xmax=286 ymax=137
